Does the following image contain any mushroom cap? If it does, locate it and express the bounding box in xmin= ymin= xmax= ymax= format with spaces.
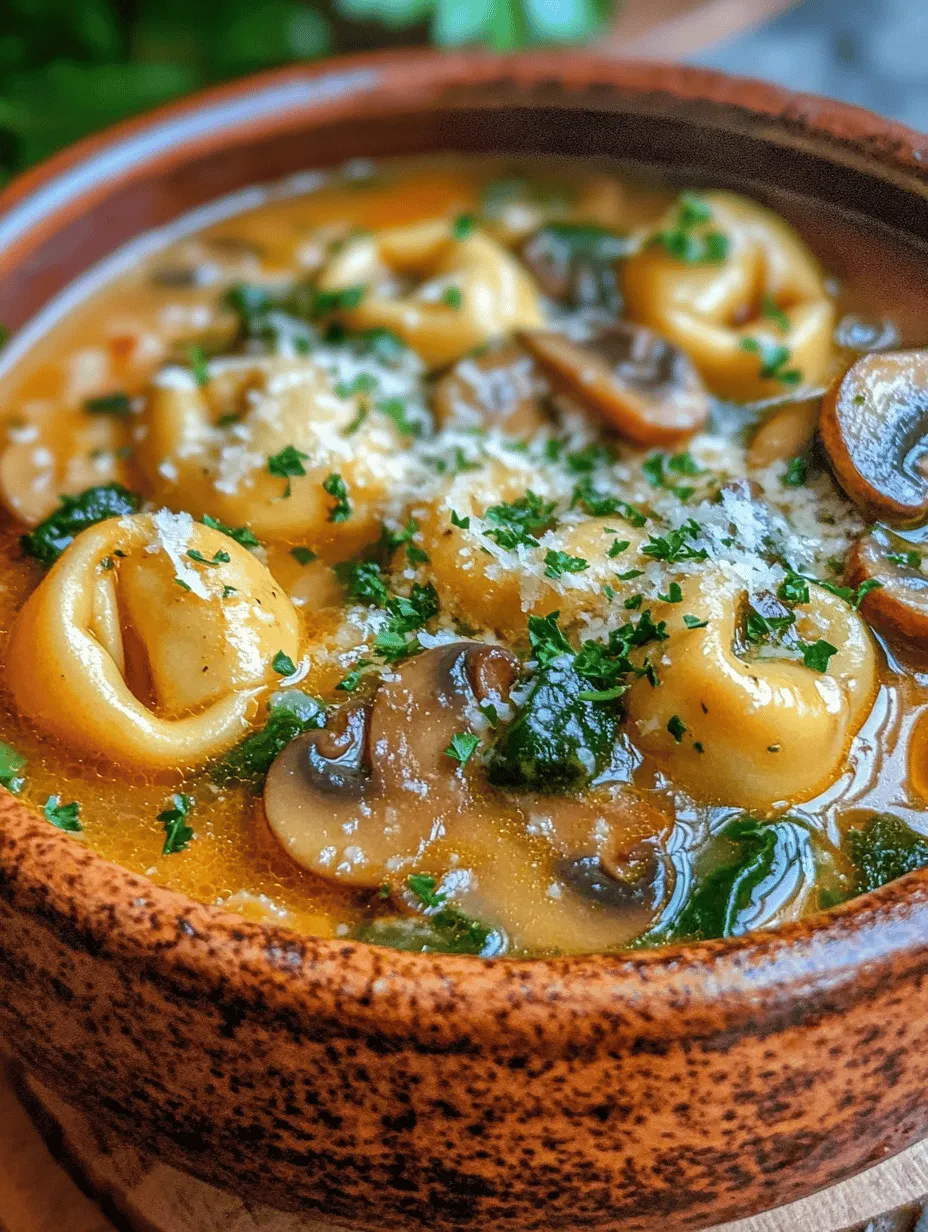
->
xmin=747 ymin=396 xmax=821 ymax=470
xmin=431 ymin=341 xmax=548 ymax=434
xmin=820 ymin=349 xmax=928 ymax=526
xmin=518 ymin=322 xmax=709 ymax=446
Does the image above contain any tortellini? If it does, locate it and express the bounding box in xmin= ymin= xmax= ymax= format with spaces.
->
xmin=7 ymin=511 xmax=300 ymax=770
xmin=317 ymin=219 xmax=544 ymax=369
xmin=421 ymin=462 xmax=647 ymax=636
xmin=623 ymin=192 xmax=835 ymax=402
xmin=0 ymin=403 xmax=131 ymax=526
xmin=625 ymin=571 xmax=878 ymax=808
xmin=139 ymin=355 xmax=407 ymax=549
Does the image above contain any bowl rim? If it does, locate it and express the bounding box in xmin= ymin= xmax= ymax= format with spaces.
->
xmin=3 ymin=46 xmax=928 ymax=1050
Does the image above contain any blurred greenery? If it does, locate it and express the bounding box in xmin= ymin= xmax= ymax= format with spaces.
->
xmin=0 ymin=0 xmax=615 ymax=183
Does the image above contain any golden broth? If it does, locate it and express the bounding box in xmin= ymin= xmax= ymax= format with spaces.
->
xmin=0 ymin=156 xmax=926 ymax=955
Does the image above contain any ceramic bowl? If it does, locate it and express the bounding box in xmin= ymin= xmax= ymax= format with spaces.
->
xmin=1 ymin=50 xmax=928 ymax=1232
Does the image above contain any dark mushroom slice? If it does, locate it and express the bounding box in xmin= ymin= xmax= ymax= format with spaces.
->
xmin=847 ymin=525 xmax=928 ymax=647
xmin=747 ymin=396 xmax=820 ymax=470
xmin=263 ymin=642 xmax=519 ymax=887
xmin=820 ymin=349 xmax=928 ymax=525
xmin=431 ymin=341 xmax=548 ymax=434
xmin=519 ymin=223 xmax=629 ymax=312
xmin=560 ymin=835 xmax=671 ymax=917
xmin=518 ymin=322 xmax=709 ymax=446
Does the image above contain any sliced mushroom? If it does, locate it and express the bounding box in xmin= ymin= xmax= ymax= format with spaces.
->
xmin=518 ymin=322 xmax=709 ymax=446
xmin=847 ymin=525 xmax=928 ymax=647
xmin=820 ymin=349 xmax=928 ymax=525
xmin=519 ymin=223 xmax=629 ymax=312
xmin=747 ymin=396 xmax=821 ymax=469
xmin=559 ymin=836 xmax=671 ymax=917
xmin=263 ymin=642 xmax=519 ymax=887
xmin=431 ymin=341 xmax=549 ymax=434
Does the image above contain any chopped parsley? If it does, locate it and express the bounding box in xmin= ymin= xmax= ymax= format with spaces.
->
xmin=450 ymin=510 xmax=470 ymax=530
xmin=483 ymin=491 xmax=557 ymax=550
xmin=571 ymin=478 xmax=647 ymax=526
xmin=373 ymin=583 xmax=440 ymax=663
xmin=0 ymin=743 xmax=26 ymax=794
xmin=888 ymin=549 xmax=922 ymax=569
xmin=322 ymin=472 xmax=351 ymax=522
xmin=608 ymin=538 xmax=630 ymax=558
xmin=187 ymin=547 xmax=230 ymax=567
xmin=378 ymin=398 xmax=419 ymax=437
xmin=648 ymin=192 xmax=729 ymax=265
xmin=452 ymin=213 xmax=476 ymax=240
xmin=335 ymin=558 xmax=389 ymax=606
xmin=313 ymin=284 xmax=366 ymax=314
xmin=158 ymin=793 xmax=194 ymax=855
xmin=683 ymin=614 xmax=709 ymax=629
xmin=187 ymin=344 xmax=209 ymax=387
xmin=267 ymin=445 xmax=308 ymax=497
xmin=22 ymin=484 xmax=141 ymax=567
xmin=800 ymin=639 xmax=838 ymax=673
xmin=544 ymin=550 xmax=588 ymax=580
xmin=201 ymin=514 xmax=259 ymax=549
xmin=782 ymin=456 xmax=807 ymax=488
xmin=640 ymin=521 xmax=708 ymax=564
xmin=441 ymin=286 xmax=463 ymax=310
xmin=444 ymin=732 xmax=480 ymax=766
xmin=667 ymin=714 xmax=687 ymax=743
xmin=740 ymin=337 xmax=802 ymax=385
xmin=44 ymin=795 xmax=81 ymax=832
xmin=761 ymin=295 xmax=790 ymax=331
xmin=85 ymin=391 xmax=132 ymax=416
xmin=778 ymin=570 xmax=810 ymax=605
xmin=272 ymin=651 xmax=297 ymax=676
xmin=290 ymin=546 xmax=317 ymax=565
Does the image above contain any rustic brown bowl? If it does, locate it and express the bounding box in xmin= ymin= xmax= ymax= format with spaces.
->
xmin=1 ymin=49 xmax=928 ymax=1232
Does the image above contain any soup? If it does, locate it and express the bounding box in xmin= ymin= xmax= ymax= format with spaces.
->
xmin=1 ymin=156 xmax=927 ymax=957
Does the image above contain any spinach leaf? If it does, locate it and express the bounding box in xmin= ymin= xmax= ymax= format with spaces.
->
xmin=355 ymin=910 xmax=502 ymax=956
xmin=21 ymin=484 xmax=140 ymax=567
xmin=659 ymin=816 xmax=816 ymax=942
xmin=487 ymin=659 xmax=620 ymax=791
xmin=211 ymin=690 xmax=325 ymax=788
xmin=846 ymin=813 xmax=928 ymax=895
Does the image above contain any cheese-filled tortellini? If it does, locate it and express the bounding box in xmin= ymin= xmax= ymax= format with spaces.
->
xmin=139 ymin=355 xmax=407 ymax=549
xmin=317 ymin=219 xmax=544 ymax=369
xmin=622 ymin=192 xmax=835 ymax=402
xmin=7 ymin=511 xmax=300 ymax=770
xmin=421 ymin=462 xmax=647 ymax=636
xmin=0 ymin=403 xmax=131 ymax=526
xmin=625 ymin=571 xmax=877 ymax=808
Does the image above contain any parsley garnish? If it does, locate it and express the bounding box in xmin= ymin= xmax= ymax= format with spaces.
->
xmin=762 ymin=295 xmax=790 ymax=332
xmin=640 ymin=521 xmax=707 ymax=564
xmin=778 ymin=570 xmax=810 ymax=605
xmin=683 ymin=614 xmax=708 ymax=629
xmin=607 ymin=538 xmax=630 ymax=558
xmin=483 ymin=491 xmax=556 ymax=550
xmin=544 ymin=550 xmax=588 ymax=579
xmin=441 ymin=286 xmax=463 ymax=310
xmin=272 ymin=651 xmax=297 ymax=676
xmin=211 ymin=691 xmax=325 ymax=788
xmin=268 ymin=445 xmax=308 ymax=497
xmin=0 ymin=743 xmax=26 ymax=794
xmin=648 ymin=192 xmax=729 ymax=265
xmin=202 ymin=514 xmax=259 ymax=549
xmin=187 ymin=548 xmax=230 ymax=567
xmin=44 ymin=795 xmax=81 ymax=832
xmin=22 ymin=484 xmax=140 ymax=567
xmin=888 ymin=550 xmax=921 ymax=569
xmin=85 ymin=391 xmax=132 ymax=416
xmin=290 ymin=546 xmax=317 ymax=565
xmin=158 ymin=793 xmax=194 ymax=855
xmin=667 ymin=714 xmax=687 ymax=743
xmin=452 ymin=214 xmax=476 ymax=240
xmin=187 ymin=344 xmax=209 ymax=387
xmin=800 ymin=639 xmax=838 ymax=673
xmin=450 ymin=510 xmax=470 ymax=530
xmin=378 ymin=398 xmax=419 ymax=437
xmin=335 ymin=559 xmax=389 ymax=606
xmin=322 ymin=473 xmax=351 ymax=522
xmin=740 ymin=337 xmax=802 ymax=385
xmin=444 ymin=732 xmax=480 ymax=765
xmin=782 ymin=456 xmax=807 ymax=488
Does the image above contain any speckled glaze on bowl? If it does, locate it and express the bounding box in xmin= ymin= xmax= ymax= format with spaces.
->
xmin=1 ymin=50 xmax=928 ymax=1232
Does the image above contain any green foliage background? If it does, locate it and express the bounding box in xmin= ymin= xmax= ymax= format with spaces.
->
xmin=0 ymin=0 xmax=614 ymax=184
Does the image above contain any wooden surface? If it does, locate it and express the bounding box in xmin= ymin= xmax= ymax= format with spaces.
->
xmin=0 ymin=1063 xmax=926 ymax=1232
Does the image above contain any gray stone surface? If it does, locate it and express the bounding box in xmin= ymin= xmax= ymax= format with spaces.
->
xmin=693 ymin=0 xmax=928 ymax=133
